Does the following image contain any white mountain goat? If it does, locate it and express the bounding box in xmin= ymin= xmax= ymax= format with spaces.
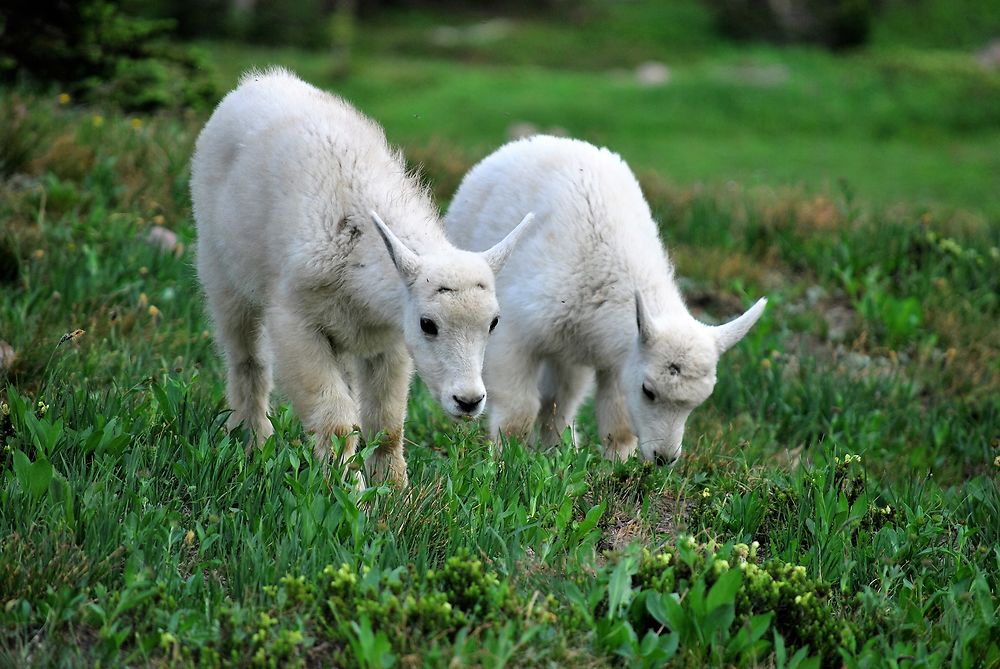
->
xmin=190 ymin=68 xmax=535 ymax=486
xmin=444 ymin=135 xmax=766 ymax=464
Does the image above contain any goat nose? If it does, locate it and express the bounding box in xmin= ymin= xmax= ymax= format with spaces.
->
xmin=453 ymin=394 xmax=485 ymax=413
xmin=654 ymin=452 xmax=678 ymax=467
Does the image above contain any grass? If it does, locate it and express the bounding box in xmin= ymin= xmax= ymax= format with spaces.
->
xmin=203 ymin=38 xmax=1000 ymax=217
xmin=2 ymin=1 xmax=1000 ymax=666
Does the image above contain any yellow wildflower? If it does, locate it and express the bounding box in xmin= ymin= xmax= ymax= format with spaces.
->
xmin=58 ymin=93 xmax=71 ymax=105
xmin=92 ymin=115 xmax=104 ymax=128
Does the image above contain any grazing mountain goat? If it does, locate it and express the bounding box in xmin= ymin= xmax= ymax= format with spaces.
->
xmin=191 ymin=68 xmax=534 ymax=486
xmin=444 ymin=135 xmax=766 ymax=464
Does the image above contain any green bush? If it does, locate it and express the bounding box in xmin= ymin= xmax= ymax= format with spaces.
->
xmin=704 ymin=0 xmax=875 ymax=48
xmin=0 ymin=0 xmax=217 ymax=111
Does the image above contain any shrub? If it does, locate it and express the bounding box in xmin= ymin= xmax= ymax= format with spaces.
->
xmin=0 ymin=0 xmax=218 ymax=111
xmin=703 ymin=0 xmax=875 ymax=48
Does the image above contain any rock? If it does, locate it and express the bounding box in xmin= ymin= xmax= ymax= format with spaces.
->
xmin=146 ymin=226 xmax=179 ymax=254
xmin=0 ymin=341 xmax=15 ymax=369
xmin=976 ymin=39 xmax=1000 ymax=69
xmin=635 ymin=61 xmax=671 ymax=86
xmin=430 ymin=18 xmax=512 ymax=48
xmin=507 ymin=122 xmax=539 ymax=140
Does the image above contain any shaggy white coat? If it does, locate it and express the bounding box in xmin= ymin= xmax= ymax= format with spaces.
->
xmin=191 ymin=68 xmax=534 ymax=485
xmin=444 ymin=135 xmax=766 ymax=463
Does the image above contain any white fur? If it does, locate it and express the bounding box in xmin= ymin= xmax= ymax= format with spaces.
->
xmin=444 ymin=135 xmax=766 ymax=463
xmin=191 ymin=68 xmax=534 ymax=485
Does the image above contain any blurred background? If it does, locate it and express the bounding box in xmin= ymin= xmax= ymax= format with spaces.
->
xmin=2 ymin=0 xmax=998 ymax=216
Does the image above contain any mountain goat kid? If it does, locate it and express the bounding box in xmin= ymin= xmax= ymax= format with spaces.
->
xmin=191 ymin=68 xmax=534 ymax=486
xmin=444 ymin=135 xmax=766 ymax=465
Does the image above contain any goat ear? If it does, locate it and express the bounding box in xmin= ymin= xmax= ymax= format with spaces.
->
xmin=481 ymin=212 xmax=536 ymax=274
xmin=635 ymin=290 xmax=655 ymax=345
xmin=370 ymin=210 xmax=420 ymax=283
xmin=712 ymin=297 xmax=768 ymax=353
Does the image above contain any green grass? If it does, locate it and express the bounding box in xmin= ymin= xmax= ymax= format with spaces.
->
xmin=2 ymin=3 xmax=1000 ymax=666
xmin=204 ymin=37 xmax=1000 ymax=217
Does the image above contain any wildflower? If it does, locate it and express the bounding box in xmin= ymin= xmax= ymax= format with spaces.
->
xmin=58 ymin=93 xmax=71 ymax=105
xmin=36 ymin=400 xmax=48 ymax=416
xmin=701 ymin=487 xmax=711 ymax=499
xmin=0 ymin=402 xmax=9 ymax=416
xmin=148 ymin=305 xmax=161 ymax=320
xmin=130 ymin=118 xmax=143 ymax=130
xmin=184 ymin=529 xmax=195 ymax=545
xmin=33 ymin=249 xmax=44 ymax=259
xmin=159 ymin=631 xmax=177 ymax=649
xmin=994 ymin=455 xmax=1000 ymax=468
xmin=92 ymin=115 xmax=104 ymax=128
xmin=761 ymin=358 xmax=772 ymax=370
xmin=139 ymin=266 xmax=149 ymax=276
xmin=138 ymin=292 xmax=149 ymax=307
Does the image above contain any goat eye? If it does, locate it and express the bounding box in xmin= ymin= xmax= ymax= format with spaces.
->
xmin=669 ymin=363 xmax=681 ymax=376
xmin=420 ymin=317 xmax=438 ymax=336
xmin=642 ymin=382 xmax=656 ymax=402
xmin=489 ymin=316 xmax=499 ymax=332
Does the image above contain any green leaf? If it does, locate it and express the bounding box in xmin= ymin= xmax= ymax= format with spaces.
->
xmin=747 ymin=612 xmax=774 ymax=644
xmin=659 ymin=593 xmax=689 ymax=637
xmin=706 ymin=566 xmax=743 ymax=612
xmin=14 ymin=450 xmax=53 ymax=499
xmin=13 ymin=449 xmax=30 ymax=489
xmin=607 ymin=555 xmax=638 ymax=620
xmin=575 ymin=502 xmax=606 ymax=538
xmin=28 ymin=458 xmax=53 ymax=498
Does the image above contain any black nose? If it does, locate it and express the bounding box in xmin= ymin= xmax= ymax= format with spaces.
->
xmin=454 ymin=394 xmax=485 ymax=413
xmin=655 ymin=452 xmax=678 ymax=466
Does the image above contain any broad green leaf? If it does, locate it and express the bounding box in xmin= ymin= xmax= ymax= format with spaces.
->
xmin=13 ymin=449 xmax=30 ymax=489
xmin=706 ymin=567 xmax=743 ymax=612
xmin=607 ymin=555 xmax=637 ymax=620
xmin=21 ymin=455 xmax=53 ymax=499
xmin=748 ymin=612 xmax=774 ymax=643
xmin=575 ymin=502 xmax=606 ymax=538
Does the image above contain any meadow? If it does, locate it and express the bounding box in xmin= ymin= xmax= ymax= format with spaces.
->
xmin=1 ymin=2 xmax=999 ymax=666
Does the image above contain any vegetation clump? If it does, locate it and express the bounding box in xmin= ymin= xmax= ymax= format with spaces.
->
xmin=0 ymin=0 xmax=217 ymax=111
xmin=626 ymin=539 xmax=857 ymax=668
